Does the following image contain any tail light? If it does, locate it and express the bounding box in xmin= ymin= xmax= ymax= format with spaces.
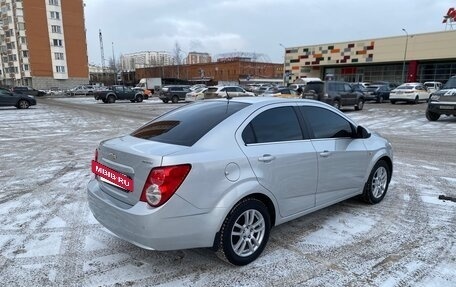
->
xmin=140 ymin=164 xmax=191 ymax=207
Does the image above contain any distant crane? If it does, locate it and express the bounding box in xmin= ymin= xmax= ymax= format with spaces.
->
xmin=99 ymin=29 xmax=105 ymax=70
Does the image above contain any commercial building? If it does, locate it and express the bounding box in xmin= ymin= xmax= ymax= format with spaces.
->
xmin=120 ymin=51 xmax=173 ymax=71
xmin=284 ymin=30 xmax=456 ymax=85
xmin=0 ymin=0 xmax=89 ymax=89
xmin=135 ymin=57 xmax=283 ymax=84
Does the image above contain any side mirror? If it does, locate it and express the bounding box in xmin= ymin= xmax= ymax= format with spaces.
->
xmin=356 ymin=125 xmax=371 ymax=139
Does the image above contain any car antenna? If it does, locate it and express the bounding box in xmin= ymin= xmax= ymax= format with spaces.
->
xmin=225 ymin=89 xmax=232 ymax=100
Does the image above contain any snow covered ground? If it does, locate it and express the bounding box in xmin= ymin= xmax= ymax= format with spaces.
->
xmin=0 ymin=98 xmax=455 ymax=286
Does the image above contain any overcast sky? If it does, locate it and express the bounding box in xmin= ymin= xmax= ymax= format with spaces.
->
xmin=84 ymin=0 xmax=455 ymax=65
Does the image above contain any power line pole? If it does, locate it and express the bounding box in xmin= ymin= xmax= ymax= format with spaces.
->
xmin=99 ymin=29 xmax=105 ymax=70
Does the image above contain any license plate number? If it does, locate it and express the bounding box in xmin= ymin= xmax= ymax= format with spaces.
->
xmin=91 ymin=160 xmax=134 ymax=191
xmin=440 ymin=106 xmax=455 ymax=110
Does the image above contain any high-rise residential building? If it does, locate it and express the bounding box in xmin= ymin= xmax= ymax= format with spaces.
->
xmin=120 ymin=51 xmax=173 ymax=71
xmin=184 ymin=52 xmax=211 ymax=64
xmin=0 ymin=0 xmax=88 ymax=89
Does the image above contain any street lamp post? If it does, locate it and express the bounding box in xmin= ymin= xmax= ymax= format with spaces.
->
xmin=279 ymin=43 xmax=287 ymax=85
xmin=401 ymin=28 xmax=409 ymax=84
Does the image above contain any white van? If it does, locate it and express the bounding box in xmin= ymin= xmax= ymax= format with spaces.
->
xmin=424 ymin=81 xmax=442 ymax=93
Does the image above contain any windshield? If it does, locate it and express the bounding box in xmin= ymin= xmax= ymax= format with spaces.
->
xmin=442 ymin=77 xmax=456 ymax=89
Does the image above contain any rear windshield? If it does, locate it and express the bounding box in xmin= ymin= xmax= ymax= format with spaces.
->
xmin=131 ymin=101 xmax=250 ymax=146
xmin=396 ymin=86 xmax=414 ymax=90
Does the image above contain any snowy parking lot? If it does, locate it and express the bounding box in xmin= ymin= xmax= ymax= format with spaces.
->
xmin=1 ymin=97 xmax=455 ymax=286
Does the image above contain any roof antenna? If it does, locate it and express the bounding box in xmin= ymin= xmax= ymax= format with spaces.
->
xmin=224 ymin=88 xmax=232 ymax=100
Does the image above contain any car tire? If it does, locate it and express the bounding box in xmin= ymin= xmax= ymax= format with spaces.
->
xmin=102 ymin=99 xmax=108 ymax=103
xmin=378 ymin=96 xmax=384 ymax=103
xmin=162 ymin=99 xmax=169 ymax=103
xmin=390 ymin=100 xmax=396 ymax=104
xmin=216 ymin=198 xmax=271 ymax=266
xmin=355 ymin=99 xmax=364 ymax=111
xmin=333 ymin=100 xmax=341 ymax=109
xmin=17 ymin=100 xmax=30 ymax=109
xmin=172 ymin=95 xmax=179 ymax=103
xmin=426 ymin=109 xmax=440 ymax=121
xmin=362 ymin=160 xmax=391 ymax=204
xmin=135 ymin=94 xmax=144 ymax=103
xmin=107 ymin=95 xmax=116 ymax=103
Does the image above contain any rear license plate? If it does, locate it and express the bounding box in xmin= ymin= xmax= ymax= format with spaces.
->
xmin=91 ymin=160 xmax=134 ymax=192
xmin=440 ymin=106 xmax=455 ymax=110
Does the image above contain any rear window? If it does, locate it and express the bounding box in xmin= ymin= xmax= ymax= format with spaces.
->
xmin=131 ymin=101 xmax=250 ymax=146
xmin=207 ymin=87 xmax=219 ymax=93
xmin=443 ymin=77 xmax=456 ymax=89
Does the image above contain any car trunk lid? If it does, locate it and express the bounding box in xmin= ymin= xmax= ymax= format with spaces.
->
xmin=95 ymin=135 xmax=186 ymax=206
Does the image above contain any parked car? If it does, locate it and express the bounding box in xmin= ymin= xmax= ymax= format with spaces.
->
xmin=259 ymin=88 xmax=298 ymax=98
xmin=0 ymin=88 xmax=37 ymax=109
xmin=204 ymin=86 xmax=255 ymax=99
xmin=371 ymin=81 xmax=398 ymax=90
xmin=159 ymin=85 xmax=191 ymax=103
xmin=87 ymin=97 xmax=393 ymax=266
xmin=94 ymin=85 xmax=144 ymax=104
xmin=46 ymin=87 xmax=65 ymax=96
xmin=423 ymin=81 xmax=442 ymax=94
xmin=365 ymin=85 xmax=391 ymax=103
xmin=11 ymin=86 xmax=46 ymax=97
xmin=426 ymin=76 xmax=456 ymax=121
xmin=301 ymin=81 xmax=366 ymax=110
xmin=67 ymin=85 xmax=96 ymax=96
xmin=185 ymin=87 xmax=207 ymax=102
xmin=389 ymin=83 xmax=430 ymax=104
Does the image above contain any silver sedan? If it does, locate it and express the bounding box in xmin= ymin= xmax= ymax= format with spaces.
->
xmin=87 ymin=97 xmax=393 ymax=265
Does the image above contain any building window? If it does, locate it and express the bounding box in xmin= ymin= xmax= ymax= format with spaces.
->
xmin=52 ymin=39 xmax=63 ymax=47
xmin=20 ymin=37 xmax=27 ymax=44
xmin=22 ymin=50 xmax=28 ymax=58
xmin=50 ymin=11 xmax=60 ymax=20
xmin=49 ymin=0 xmax=59 ymax=5
xmin=54 ymin=52 xmax=64 ymax=60
xmin=6 ymin=42 xmax=15 ymax=49
xmin=51 ymin=25 xmax=61 ymax=33
xmin=23 ymin=64 xmax=29 ymax=71
xmin=17 ymin=22 xmax=25 ymax=30
xmin=8 ymin=54 xmax=17 ymax=61
xmin=56 ymin=66 xmax=65 ymax=73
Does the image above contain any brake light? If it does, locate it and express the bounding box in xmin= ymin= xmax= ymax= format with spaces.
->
xmin=140 ymin=164 xmax=191 ymax=207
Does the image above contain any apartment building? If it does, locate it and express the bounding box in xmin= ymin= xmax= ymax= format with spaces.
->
xmin=184 ymin=52 xmax=211 ymax=65
xmin=0 ymin=0 xmax=88 ymax=89
xmin=120 ymin=51 xmax=173 ymax=71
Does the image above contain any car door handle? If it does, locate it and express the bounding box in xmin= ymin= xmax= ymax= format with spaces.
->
xmin=319 ymin=151 xmax=331 ymax=157
xmin=258 ymin=154 xmax=275 ymax=163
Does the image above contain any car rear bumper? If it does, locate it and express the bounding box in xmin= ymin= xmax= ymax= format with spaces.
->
xmin=87 ymin=178 xmax=225 ymax=250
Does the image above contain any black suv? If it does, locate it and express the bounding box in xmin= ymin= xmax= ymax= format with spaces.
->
xmin=12 ymin=86 xmax=46 ymax=97
xmin=365 ymin=85 xmax=391 ymax=103
xmin=159 ymin=85 xmax=191 ymax=103
xmin=426 ymin=76 xmax=456 ymax=121
xmin=302 ymin=81 xmax=365 ymax=110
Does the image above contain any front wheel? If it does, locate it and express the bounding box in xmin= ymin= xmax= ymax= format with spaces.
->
xmin=216 ymin=198 xmax=271 ymax=266
xmin=390 ymin=100 xmax=396 ymax=105
xmin=172 ymin=95 xmax=179 ymax=103
xmin=135 ymin=94 xmax=144 ymax=103
xmin=362 ymin=160 xmax=391 ymax=204
xmin=426 ymin=109 xmax=440 ymax=121
xmin=333 ymin=100 xmax=341 ymax=109
xmin=162 ymin=99 xmax=169 ymax=103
